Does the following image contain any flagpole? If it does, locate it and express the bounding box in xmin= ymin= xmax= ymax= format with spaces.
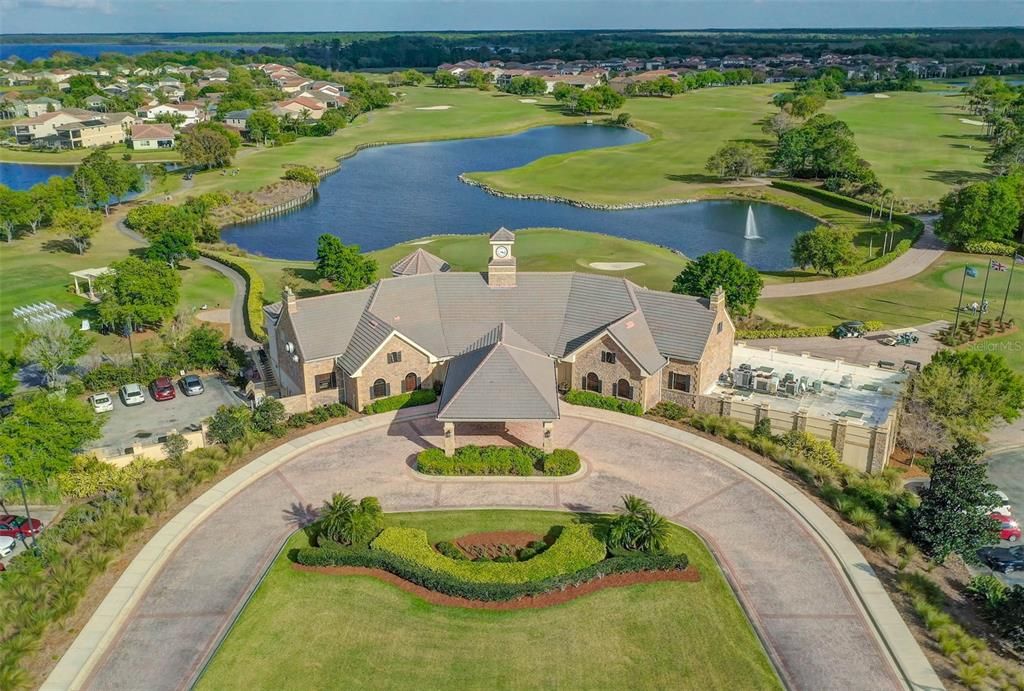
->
xmin=998 ymin=255 xmax=1018 ymax=323
xmin=952 ymin=266 xmax=970 ymax=340
xmin=974 ymin=260 xmax=993 ymax=338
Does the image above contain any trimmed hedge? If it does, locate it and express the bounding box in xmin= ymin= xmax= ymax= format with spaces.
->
xmin=362 ymin=389 xmax=437 ymax=414
xmin=285 ymin=402 xmax=348 ymax=428
xmin=738 ymin=319 xmax=883 ymax=340
xmin=417 ymin=445 xmax=538 ymax=476
xmin=564 ymin=389 xmax=644 ymax=416
xmin=416 ymin=445 xmax=580 ymax=477
xmin=294 ymin=545 xmax=689 ymax=602
xmin=962 ymin=240 xmax=1024 ymax=257
xmin=369 ymin=525 xmax=607 ymax=584
xmin=197 ymin=249 xmax=266 ymax=342
xmin=543 ymin=449 xmax=581 ymax=476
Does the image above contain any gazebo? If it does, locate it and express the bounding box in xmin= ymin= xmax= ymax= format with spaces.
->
xmin=70 ymin=267 xmax=111 ymax=301
xmin=435 ymin=322 xmax=559 ymax=456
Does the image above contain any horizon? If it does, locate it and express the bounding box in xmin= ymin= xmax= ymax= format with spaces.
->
xmin=0 ymin=1 xmax=1021 ymax=35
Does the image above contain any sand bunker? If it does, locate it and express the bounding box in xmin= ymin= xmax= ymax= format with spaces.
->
xmin=960 ymin=118 xmax=986 ymax=126
xmin=416 ymin=105 xmax=453 ymax=110
xmin=519 ymin=98 xmax=538 ymax=103
xmin=589 ymin=262 xmax=645 ymax=271
xmin=873 ymin=94 xmax=891 ymax=99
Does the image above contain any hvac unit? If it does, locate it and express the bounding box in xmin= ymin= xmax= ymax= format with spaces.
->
xmin=733 ymin=368 xmax=754 ymax=389
xmin=811 ymin=379 xmax=823 ymax=394
xmin=840 ymin=374 xmax=854 ymax=389
xmin=783 ymin=377 xmax=799 ymax=396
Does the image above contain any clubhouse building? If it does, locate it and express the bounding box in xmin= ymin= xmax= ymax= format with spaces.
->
xmin=264 ymin=228 xmax=735 ymax=453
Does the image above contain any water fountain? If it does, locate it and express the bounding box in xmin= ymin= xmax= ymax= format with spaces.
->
xmin=744 ymin=205 xmax=761 ymax=240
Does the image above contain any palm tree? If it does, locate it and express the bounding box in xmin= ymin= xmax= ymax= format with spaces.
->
xmin=608 ymin=494 xmax=667 ymax=553
xmin=315 ymin=492 xmax=356 ymax=544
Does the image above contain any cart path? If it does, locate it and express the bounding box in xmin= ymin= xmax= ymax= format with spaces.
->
xmin=762 ymin=215 xmax=944 ymax=299
xmin=48 ymin=407 xmax=940 ymax=691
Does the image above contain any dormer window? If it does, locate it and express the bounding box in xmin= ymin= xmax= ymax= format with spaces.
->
xmin=601 ymin=351 xmax=617 ymax=364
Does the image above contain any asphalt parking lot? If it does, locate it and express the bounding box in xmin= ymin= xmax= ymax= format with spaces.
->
xmin=0 ymin=506 xmax=59 ymax=567
xmin=88 ymin=376 xmax=244 ymax=456
xmin=745 ymin=321 xmax=946 ymax=369
xmin=979 ymin=448 xmax=1024 ymax=585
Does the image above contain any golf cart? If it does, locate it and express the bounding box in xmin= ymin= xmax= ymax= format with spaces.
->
xmin=880 ymin=328 xmax=920 ymax=347
xmin=832 ymin=321 xmax=865 ymax=339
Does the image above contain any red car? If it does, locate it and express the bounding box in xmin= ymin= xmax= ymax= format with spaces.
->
xmin=151 ymin=377 xmax=177 ymax=402
xmin=992 ymin=513 xmax=1021 ymax=542
xmin=0 ymin=515 xmax=42 ymax=538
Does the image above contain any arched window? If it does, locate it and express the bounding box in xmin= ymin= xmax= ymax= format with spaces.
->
xmin=583 ymin=372 xmax=601 ymax=393
xmin=371 ymin=378 xmax=389 ymax=399
xmin=403 ymin=372 xmax=419 ymax=393
xmin=614 ymin=378 xmax=633 ymax=400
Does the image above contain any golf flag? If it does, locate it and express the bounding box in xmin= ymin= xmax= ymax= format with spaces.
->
xmin=965 ymin=266 xmax=978 ymax=278
xmin=992 ymin=260 xmax=1008 ymax=272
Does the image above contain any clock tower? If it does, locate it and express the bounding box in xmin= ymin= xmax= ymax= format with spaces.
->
xmin=487 ymin=227 xmax=517 ymax=288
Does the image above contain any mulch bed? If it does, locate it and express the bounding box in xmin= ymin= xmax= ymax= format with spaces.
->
xmin=453 ymin=531 xmax=546 ymax=559
xmin=292 ymin=564 xmax=700 ymax=610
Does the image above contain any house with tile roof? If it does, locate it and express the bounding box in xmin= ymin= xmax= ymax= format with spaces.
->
xmin=264 ymin=228 xmax=735 ymax=453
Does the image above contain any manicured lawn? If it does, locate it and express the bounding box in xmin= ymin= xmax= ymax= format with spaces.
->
xmin=757 ymin=251 xmax=1024 ymax=372
xmin=197 ymin=510 xmax=780 ymax=691
xmin=0 ymin=143 xmax=180 ymax=163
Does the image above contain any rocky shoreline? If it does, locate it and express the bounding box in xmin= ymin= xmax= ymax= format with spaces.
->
xmin=458 ymin=174 xmax=698 ymax=210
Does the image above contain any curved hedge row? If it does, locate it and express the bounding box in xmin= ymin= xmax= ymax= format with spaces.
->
xmin=362 ymin=389 xmax=437 ymax=414
xmin=370 ymin=525 xmax=607 ymax=584
xmin=564 ymin=389 xmax=643 ymax=416
xmin=197 ymin=249 xmax=267 ymax=342
xmin=962 ymin=240 xmax=1024 ymax=257
xmin=294 ymin=546 xmax=689 ymax=601
xmin=737 ymin=319 xmax=883 ymax=340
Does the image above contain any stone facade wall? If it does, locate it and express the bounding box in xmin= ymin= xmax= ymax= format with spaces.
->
xmin=571 ymin=334 xmax=645 ymax=403
xmin=350 ymin=334 xmax=435 ymax=411
xmin=272 ymin=309 xmax=308 ymax=398
xmin=696 ymin=312 xmax=735 ymax=394
xmin=661 ymin=358 xmax=699 ymax=408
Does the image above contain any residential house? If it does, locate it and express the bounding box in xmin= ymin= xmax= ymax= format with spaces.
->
xmin=205 ymin=67 xmax=230 ymax=82
xmin=2 ymin=72 xmax=33 ymax=87
xmin=56 ymin=116 xmax=127 ymax=149
xmin=0 ymin=93 xmax=28 ymax=120
xmin=129 ymin=123 xmax=175 ymax=150
xmin=26 ymin=96 xmax=63 ymax=118
xmin=273 ymin=96 xmax=326 ymax=120
xmin=9 ymin=109 xmax=91 ymax=144
xmin=136 ymin=102 xmax=202 ymax=125
xmin=223 ymin=109 xmax=254 ymax=130
xmin=278 ymin=76 xmax=313 ymax=94
xmin=83 ymin=94 xmax=109 ymax=111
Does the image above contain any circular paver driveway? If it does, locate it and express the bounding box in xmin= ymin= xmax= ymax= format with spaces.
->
xmin=80 ymin=410 xmax=910 ymax=691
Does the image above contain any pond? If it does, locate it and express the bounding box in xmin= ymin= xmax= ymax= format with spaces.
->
xmin=0 ymin=162 xmax=77 ymax=190
xmin=221 ymin=125 xmax=817 ymax=270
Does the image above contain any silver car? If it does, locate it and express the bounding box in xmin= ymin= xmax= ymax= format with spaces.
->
xmin=89 ymin=392 xmax=114 ymax=413
xmin=119 ymin=383 xmax=146 ymax=406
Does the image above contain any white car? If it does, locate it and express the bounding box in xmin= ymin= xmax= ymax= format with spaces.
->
xmin=0 ymin=535 xmax=15 ymax=557
xmin=89 ymin=392 xmax=114 ymax=413
xmin=119 ymin=383 xmax=146 ymax=407
xmin=990 ymin=490 xmax=1013 ymax=518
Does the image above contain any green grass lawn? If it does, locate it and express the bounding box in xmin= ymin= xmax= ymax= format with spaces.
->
xmin=197 ymin=510 xmax=780 ymax=691
xmin=757 ymin=251 xmax=1024 ymax=372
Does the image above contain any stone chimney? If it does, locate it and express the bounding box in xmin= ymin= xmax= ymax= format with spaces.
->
xmin=283 ymin=285 xmax=297 ymax=314
xmin=710 ymin=286 xmax=726 ymax=312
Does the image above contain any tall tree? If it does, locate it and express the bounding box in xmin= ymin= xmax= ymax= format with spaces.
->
xmin=73 ymin=149 xmax=143 ymax=215
xmin=179 ymin=127 xmax=233 ymax=169
xmin=790 ymin=225 xmax=857 ymax=276
xmin=246 ymin=109 xmax=280 ymax=146
xmin=705 ymin=142 xmax=766 ymax=179
xmin=0 ymin=186 xmax=30 ymax=243
xmin=96 ymin=256 xmax=181 ymax=330
xmin=146 ymin=227 xmax=198 ymax=269
xmin=315 ymin=234 xmax=378 ymax=292
xmin=936 ymin=177 xmax=1021 ymax=247
xmin=51 ymin=207 xmax=102 ymax=254
xmin=672 ymin=250 xmax=763 ymax=317
xmin=912 ymin=439 xmax=1001 ymax=565
xmin=0 ymin=392 xmax=102 ymax=485
xmin=21 ymin=320 xmax=92 ymax=388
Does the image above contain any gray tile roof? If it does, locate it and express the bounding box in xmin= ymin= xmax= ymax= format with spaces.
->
xmin=390 ymin=248 xmax=450 ymax=277
xmin=283 ymin=270 xmax=716 ymax=375
xmin=437 ymin=323 xmax=559 ymax=421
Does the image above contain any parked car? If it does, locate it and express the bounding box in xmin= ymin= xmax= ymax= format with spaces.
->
xmin=0 ymin=535 xmax=15 ymax=557
xmin=89 ymin=392 xmax=114 ymax=413
xmin=979 ymin=545 xmax=1024 ymax=573
xmin=180 ymin=374 xmax=205 ymax=396
xmin=880 ymin=337 xmax=898 ymax=346
xmin=120 ymin=383 xmax=145 ymax=406
xmin=0 ymin=515 xmax=42 ymax=538
xmin=992 ymin=513 xmax=1021 ymax=542
xmin=150 ymin=377 xmax=176 ymax=402
xmin=988 ymin=490 xmax=1013 ymax=517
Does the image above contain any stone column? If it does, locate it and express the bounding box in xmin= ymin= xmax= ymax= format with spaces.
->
xmin=542 ymin=421 xmax=554 ymax=453
xmin=833 ymin=419 xmax=848 ymax=464
xmin=443 ymin=422 xmax=456 ymax=457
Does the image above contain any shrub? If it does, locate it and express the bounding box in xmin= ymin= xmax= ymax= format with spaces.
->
xmin=250 ymin=397 xmax=286 ymax=437
xmin=966 ymin=574 xmax=1007 ymax=611
xmin=846 ymin=506 xmax=878 ymax=530
xmin=435 ymin=541 xmax=466 ymax=560
xmin=650 ymin=400 xmax=688 ymax=421
xmin=564 ymin=389 xmax=643 ymax=416
xmin=542 ymin=449 xmax=580 ymax=476
xmin=362 ymin=389 xmax=437 ymax=414
xmin=206 ymin=405 xmax=252 ymax=445
xmin=962 ymin=240 xmax=1022 ymax=256
xmin=865 ymin=527 xmax=901 ymax=556
xmin=295 ymin=545 xmax=688 ymax=602
xmin=780 ymin=430 xmax=841 ymax=468
xmin=752 ymin=417 xmax=773 ymax=438
xmin=417 ymin=445 xmax=535 ymax=476
xmin=369 ymin=524 xmax=607 ymax=584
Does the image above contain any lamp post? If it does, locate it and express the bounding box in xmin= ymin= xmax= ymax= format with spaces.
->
xmin=3 ymin=459 xmax=38 ymax=550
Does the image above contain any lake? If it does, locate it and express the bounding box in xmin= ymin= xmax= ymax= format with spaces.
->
xmin=222 ymin=125 xmax=817 ymax=270
xmin=0 ymin=43 xmax=254 ymax=61
xmin=0 ymin=162 xmax=76 ymax=190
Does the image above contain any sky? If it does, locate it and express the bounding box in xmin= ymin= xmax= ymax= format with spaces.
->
xmin=0 ymin=0 xmax=1022 ymax=35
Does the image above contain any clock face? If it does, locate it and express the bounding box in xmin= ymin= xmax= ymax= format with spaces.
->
xmin=495 ymin=245 xmax=509 ymax=258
